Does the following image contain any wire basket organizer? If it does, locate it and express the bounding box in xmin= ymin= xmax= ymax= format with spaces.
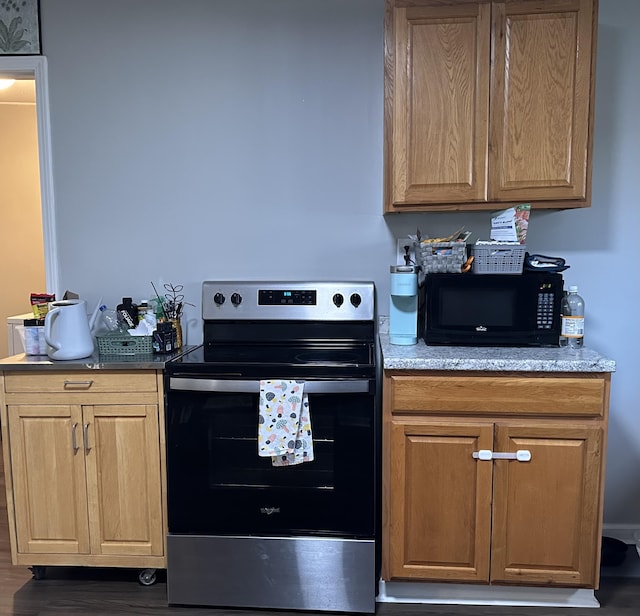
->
xmin=471 ymin=243 xmax=526 ymax=274
xmin=96 ymin=333 xmax=154 ymax=356
xmin=414 ymin=241 xmax=467 ymax=274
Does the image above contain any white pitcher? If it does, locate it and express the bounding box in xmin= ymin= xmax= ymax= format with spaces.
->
xmin=44 ymin=299 xmax=99 ymax=360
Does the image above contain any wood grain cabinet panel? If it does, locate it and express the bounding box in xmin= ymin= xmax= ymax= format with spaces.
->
xmin=7 ymin=405 xmax=90 ymax=556
xmin=4 ymin=370 xmax=157 ymax=394
xmin=384 ymin=0 xmax=597 ymax=211
xmin=383 ymin=370 xmax=610 ymax=589
xmin=388 ymin=374 xmax=605 ymax=416
xmin=389 ymin=421 xmax=493 ymax=581
xmin=489 ymin=0 xmax=595 ymax=202
xmin=388 ymin=2 xmax=491 ymax=205
xmin=490 ymin=423 xmax=602 ymax=585
xmin=84 ymin=404 xmax=163 ymax=557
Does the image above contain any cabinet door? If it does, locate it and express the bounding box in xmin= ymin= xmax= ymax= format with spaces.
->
xmin=387 ymin=2 xmax=490 ymax=208
xmin=7 ymin=404 xmax=90 ymax=555
xmin=83 ymin=404 xmax=163 ymax=556
xmin=491 ymin=423 xmax=602 ymax=586
xmin=489 ymin=0 xmax=595 ymax=202
xmin=389 ymin=421 xmax=493 ymax=581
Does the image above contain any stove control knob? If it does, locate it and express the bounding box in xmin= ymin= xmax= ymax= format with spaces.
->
xmin=231 ymin=292 xmax=243 ymax=307
xmin=213 ymin=293 xmax=225 ymax=306
xmin=333 ymin=293 xmax=344 ymax=307
xmin=350 ymin=293 xmax=362 ymax=308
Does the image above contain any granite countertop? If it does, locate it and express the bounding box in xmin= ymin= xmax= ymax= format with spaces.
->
xmin=379 ymin=334 xmax=616 ymax=373
xmin=0 ymin=346 xmax=196 ymax=371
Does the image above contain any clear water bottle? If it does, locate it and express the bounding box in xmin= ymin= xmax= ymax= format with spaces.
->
xmin=97 ymin=305 xmax=128 ymax=333
xmin=561 ymin=285 xmax=585 ymax=349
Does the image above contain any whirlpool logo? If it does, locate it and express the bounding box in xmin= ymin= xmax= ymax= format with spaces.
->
xmin=475 ymin=326 xmax=488 ymax=332
xmin=260 ymin=507 xmax=280 ymax=515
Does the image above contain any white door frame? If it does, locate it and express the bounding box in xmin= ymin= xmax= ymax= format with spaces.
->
xmin=0 ymin=55 xmax=59 ymax=296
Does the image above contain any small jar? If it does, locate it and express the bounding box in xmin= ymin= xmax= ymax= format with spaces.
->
xmin=23 ymin=319 xmax=47 ymax=355
xmin=153 ymin=322 xmax=174 ymax=353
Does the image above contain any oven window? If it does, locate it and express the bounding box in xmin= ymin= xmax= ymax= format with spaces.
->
xmin=166 ymin=388 xmax=376 ymax=538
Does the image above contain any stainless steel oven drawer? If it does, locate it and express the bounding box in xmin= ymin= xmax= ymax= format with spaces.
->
xmin=167 ymin=534 xmax=376 ymax=613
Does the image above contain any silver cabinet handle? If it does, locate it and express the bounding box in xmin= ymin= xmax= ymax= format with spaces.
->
xmin=473 ymin=450 xmax=532 ymax=462
xmin=64 ymin=380 xmax=94 ymax=390
xmin=169 ymin=377 xmax=371 ymax=395
xmin=71 ymin=422 xmax=79 ymax=453
xmin=83 ymin=423 xmax=91 ymax=453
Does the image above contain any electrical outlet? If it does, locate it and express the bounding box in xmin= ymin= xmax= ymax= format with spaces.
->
xmin=396 ymin=238 xmax=412 ymax=265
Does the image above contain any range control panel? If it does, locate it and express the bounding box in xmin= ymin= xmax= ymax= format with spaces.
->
xmin=202 ymin=281 xmax=374 ymax=321
xmin=259 ymin=289 xmax=317 ymax=306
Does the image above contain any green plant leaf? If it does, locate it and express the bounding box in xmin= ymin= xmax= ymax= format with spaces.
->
xmin=8 ymin=17 xmax=23 ymax=38
xmin=0 ymin=17 xmax=29 ymax=52
xmin=10 ymin=39 xmax=27 ymax=51
xmin=0 ymin=20 xmax=10 ymax=51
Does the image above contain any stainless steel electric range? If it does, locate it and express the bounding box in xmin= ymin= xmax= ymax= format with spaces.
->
xmin=164 ymin=281 xmax=379 ymax=613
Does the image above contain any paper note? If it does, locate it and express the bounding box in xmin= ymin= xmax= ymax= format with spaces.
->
xmin=490 ymin=204 xmax=530 ymax=244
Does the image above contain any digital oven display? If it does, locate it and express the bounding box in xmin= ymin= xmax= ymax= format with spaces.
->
xmin=258 ymin=289 xmax=317 ymax=305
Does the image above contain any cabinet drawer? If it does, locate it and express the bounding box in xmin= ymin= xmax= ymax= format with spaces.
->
xmin=4 ymin=371 xmax=158 ymax=394
xmin=388 ymin=375 xmax=605 ymax=417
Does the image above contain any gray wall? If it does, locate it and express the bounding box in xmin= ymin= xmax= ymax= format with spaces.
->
xmin=39 ymin=1 xmax=639 ymax=527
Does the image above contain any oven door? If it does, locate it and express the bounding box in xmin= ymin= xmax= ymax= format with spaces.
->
xmin=165 ymin=377 xmax=377 ymax=539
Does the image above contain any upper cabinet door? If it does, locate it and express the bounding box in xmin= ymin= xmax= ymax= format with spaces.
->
xmin=386 ymin=2 xmax=491 ymax=209
xmin=489 ymin=0 xmax=596 ymax=202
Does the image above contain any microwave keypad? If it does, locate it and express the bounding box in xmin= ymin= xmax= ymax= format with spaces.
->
xmin=537 ymin=293 xmax=555 ymax=328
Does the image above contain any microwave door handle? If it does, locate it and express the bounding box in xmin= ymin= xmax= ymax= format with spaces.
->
xmin=169 ymin=377 xmax=370 ymax=394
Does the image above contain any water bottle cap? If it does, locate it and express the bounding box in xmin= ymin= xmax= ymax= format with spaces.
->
xmin=569 ymin=285 xmax=578 ymax=292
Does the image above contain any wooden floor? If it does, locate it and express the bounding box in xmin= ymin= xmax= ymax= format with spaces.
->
xmin=1 ymin=439 xmax=638 ymax=616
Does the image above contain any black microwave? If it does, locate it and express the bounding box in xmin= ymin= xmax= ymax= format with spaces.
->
xmin=422 ymin=272 xmax=563 ymax=347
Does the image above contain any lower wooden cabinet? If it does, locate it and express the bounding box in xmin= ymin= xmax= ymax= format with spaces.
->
xmin=0 ymin=370 xmax=166 ymax=569
xmin=383 ymin=371 xmax=610 ymax=589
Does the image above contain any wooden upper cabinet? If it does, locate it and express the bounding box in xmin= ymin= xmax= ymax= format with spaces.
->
xmin=388 ymin=2 xmax=491 ymax=205
xmin=489 ymin=0 xmax=595 ymax=202
xmin=384 ymin=0 xmax=597 ymax=212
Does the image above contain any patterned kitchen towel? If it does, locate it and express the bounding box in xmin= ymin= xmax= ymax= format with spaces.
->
xmin=258 ymin=379 xmax=314 ymax=466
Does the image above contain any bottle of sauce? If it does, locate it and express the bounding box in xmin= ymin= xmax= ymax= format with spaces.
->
xmin=117 ymin=297 xmax=139 ymax=329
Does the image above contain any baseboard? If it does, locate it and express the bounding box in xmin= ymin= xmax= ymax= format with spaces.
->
xmin=602 ymin=523 xmax=640 ymax=546
xmin=377 ymin=530 xmax=640 ymax=606
xmin=377 ymin=580 xmax=599 ymax=608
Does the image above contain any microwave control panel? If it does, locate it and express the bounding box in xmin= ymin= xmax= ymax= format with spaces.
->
xmin=536 ymin=292 xmax=556 ymax=329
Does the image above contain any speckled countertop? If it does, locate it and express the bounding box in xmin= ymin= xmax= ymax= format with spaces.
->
xmin=380 ymin=334 xmax=616 ymax=373
xmin=0 ymin=346 xmax=196 ymax=371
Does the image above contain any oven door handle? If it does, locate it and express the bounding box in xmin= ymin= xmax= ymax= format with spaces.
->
xmin=169 ymin=377 xmax=371 ymax=394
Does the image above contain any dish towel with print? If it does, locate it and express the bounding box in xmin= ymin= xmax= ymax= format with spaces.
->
xmin=258 ymin=379 xmax=314 ymax=466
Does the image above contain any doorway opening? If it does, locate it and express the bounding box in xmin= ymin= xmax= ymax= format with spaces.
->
xmin=0 ymin=56 xmax=57 ymax=357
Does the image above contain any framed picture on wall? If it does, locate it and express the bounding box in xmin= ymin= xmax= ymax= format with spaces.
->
xmin=0 ymin=0 xmax=41 ymax=55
